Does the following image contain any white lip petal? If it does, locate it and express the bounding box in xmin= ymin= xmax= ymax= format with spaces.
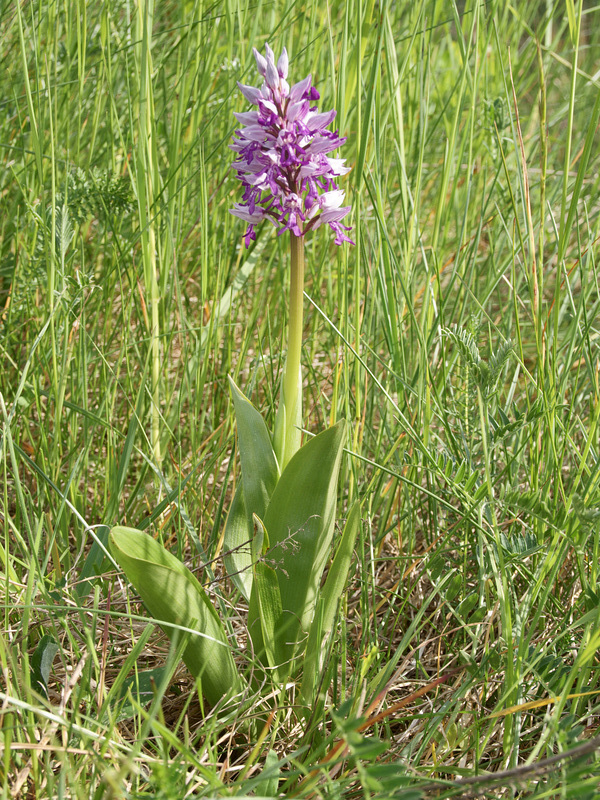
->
xmin=327 ymin=157 xmax=351 ymax=175
xmin=319 ymin=189 xmax=346 ymax=210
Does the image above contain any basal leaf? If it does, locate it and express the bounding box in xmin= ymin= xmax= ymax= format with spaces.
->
xmin=252 ymin=517 xmax=287 ymax=680
xmin=225 ymin=379 xmax=280 ymax=600
xmin=109 ymin=526 xmax=241 ymax=706
xmin=113 ymin=667 xmax=166 ymax=722
xmin=251 ymin=421 xmax=346 ymax=664
xmin=229 ymin=377 xmax=279 ymax=519
xmin=301 ymin=501 xmax=361 ymax=702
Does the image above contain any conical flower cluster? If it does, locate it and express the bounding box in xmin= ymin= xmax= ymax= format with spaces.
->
xmin=230 ymin=44 xmax=352 ymax=247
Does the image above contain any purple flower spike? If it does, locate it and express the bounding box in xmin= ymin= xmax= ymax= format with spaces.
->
xmin=230 ymin=44 xmax=353 ymax=246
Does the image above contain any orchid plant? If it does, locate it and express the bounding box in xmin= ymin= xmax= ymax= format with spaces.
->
xmin=230 ymin=43 xmax=352 ymax=471
xmin=108 ymin=45 xmax=357 ymax=711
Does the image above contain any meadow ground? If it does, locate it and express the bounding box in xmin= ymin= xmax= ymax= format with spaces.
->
xmin=2 ymin=1 xmax=600 ymax=797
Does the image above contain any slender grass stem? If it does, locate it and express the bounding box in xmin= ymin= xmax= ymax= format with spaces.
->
xmin=137 ymin=0 xmax=161 ymax=466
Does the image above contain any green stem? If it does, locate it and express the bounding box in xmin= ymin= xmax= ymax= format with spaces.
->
xmin=279 ymin=233 xmax=305 ymax=469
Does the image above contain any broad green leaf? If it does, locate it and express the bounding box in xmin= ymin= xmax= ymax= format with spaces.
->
xmin=229 ymin=377 xmax=279 ymax=517
xmin=109 ymin=526 xmax=241 ymax=706
xmin=300 ymin=604 xmax=324 ymax=708
xmin=251 ymin=517 xmax=286 ymax=679
xmin=247 ymin=574 xmax=266 ymax=672
xmin=301 ymin=501 xmax=361 ymax=702
xmin=251 ymin=421 xmax=346 ymax=664
xmin=225 ymin=378 xmax=280 ymax=600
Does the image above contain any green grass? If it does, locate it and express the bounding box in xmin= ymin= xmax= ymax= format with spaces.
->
xmin=2 ymin=0 xmax=600 ymax=797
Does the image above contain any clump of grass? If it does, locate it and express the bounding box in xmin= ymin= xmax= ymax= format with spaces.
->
xmin=2 ymin=0 xmax=600 ymax=798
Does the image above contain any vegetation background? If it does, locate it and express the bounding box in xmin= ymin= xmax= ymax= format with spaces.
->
xmin=2 ymin=0 xmax=600 ymax=796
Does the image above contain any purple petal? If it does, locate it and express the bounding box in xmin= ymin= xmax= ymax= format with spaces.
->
xmin=331 ymin=223 xmax=354 ymax=245
xmin=306 ymin=135 xmax=345 ymax=155
xmin=287 ymin=99 xmax=309 ymax=122
xmin=237 ymin=82 xmax=262 ymax=105
xmin=232 ymin=160 xmax=265 ymax=176
xmin=298 ymin=162 xmax=321 ymax=179
xmin=257 ymin=98 xmax=278 ymax=116
xmin=265 ymin=43 xmax=276 ymax=65
xmin=320 ymin=205 xmax=351 ymax=223
xmin=230 ymin=204 xmax=266 ymax=223
xmin=253 ymin=48 xmax=267 ymax=76
xmin=277 ymin=48 xmax=289 ymax=78
xmin=305 ymin=110 xmax=336 ymax=131
xmin=244 ymin=225 xmax=256 ymax=246
xmin=265 ymin=58 xmax=279 ymax=90
xmin=239 ymin=124 xmax=271 ymax=141
xmin=233 ymin=110 xmax=259 ymax=125
xmin=289 ymin=74 xmax=312 ymax=103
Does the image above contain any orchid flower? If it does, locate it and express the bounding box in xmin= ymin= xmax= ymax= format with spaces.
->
xmin=230 ymin=43 xmax=353 ymax=247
